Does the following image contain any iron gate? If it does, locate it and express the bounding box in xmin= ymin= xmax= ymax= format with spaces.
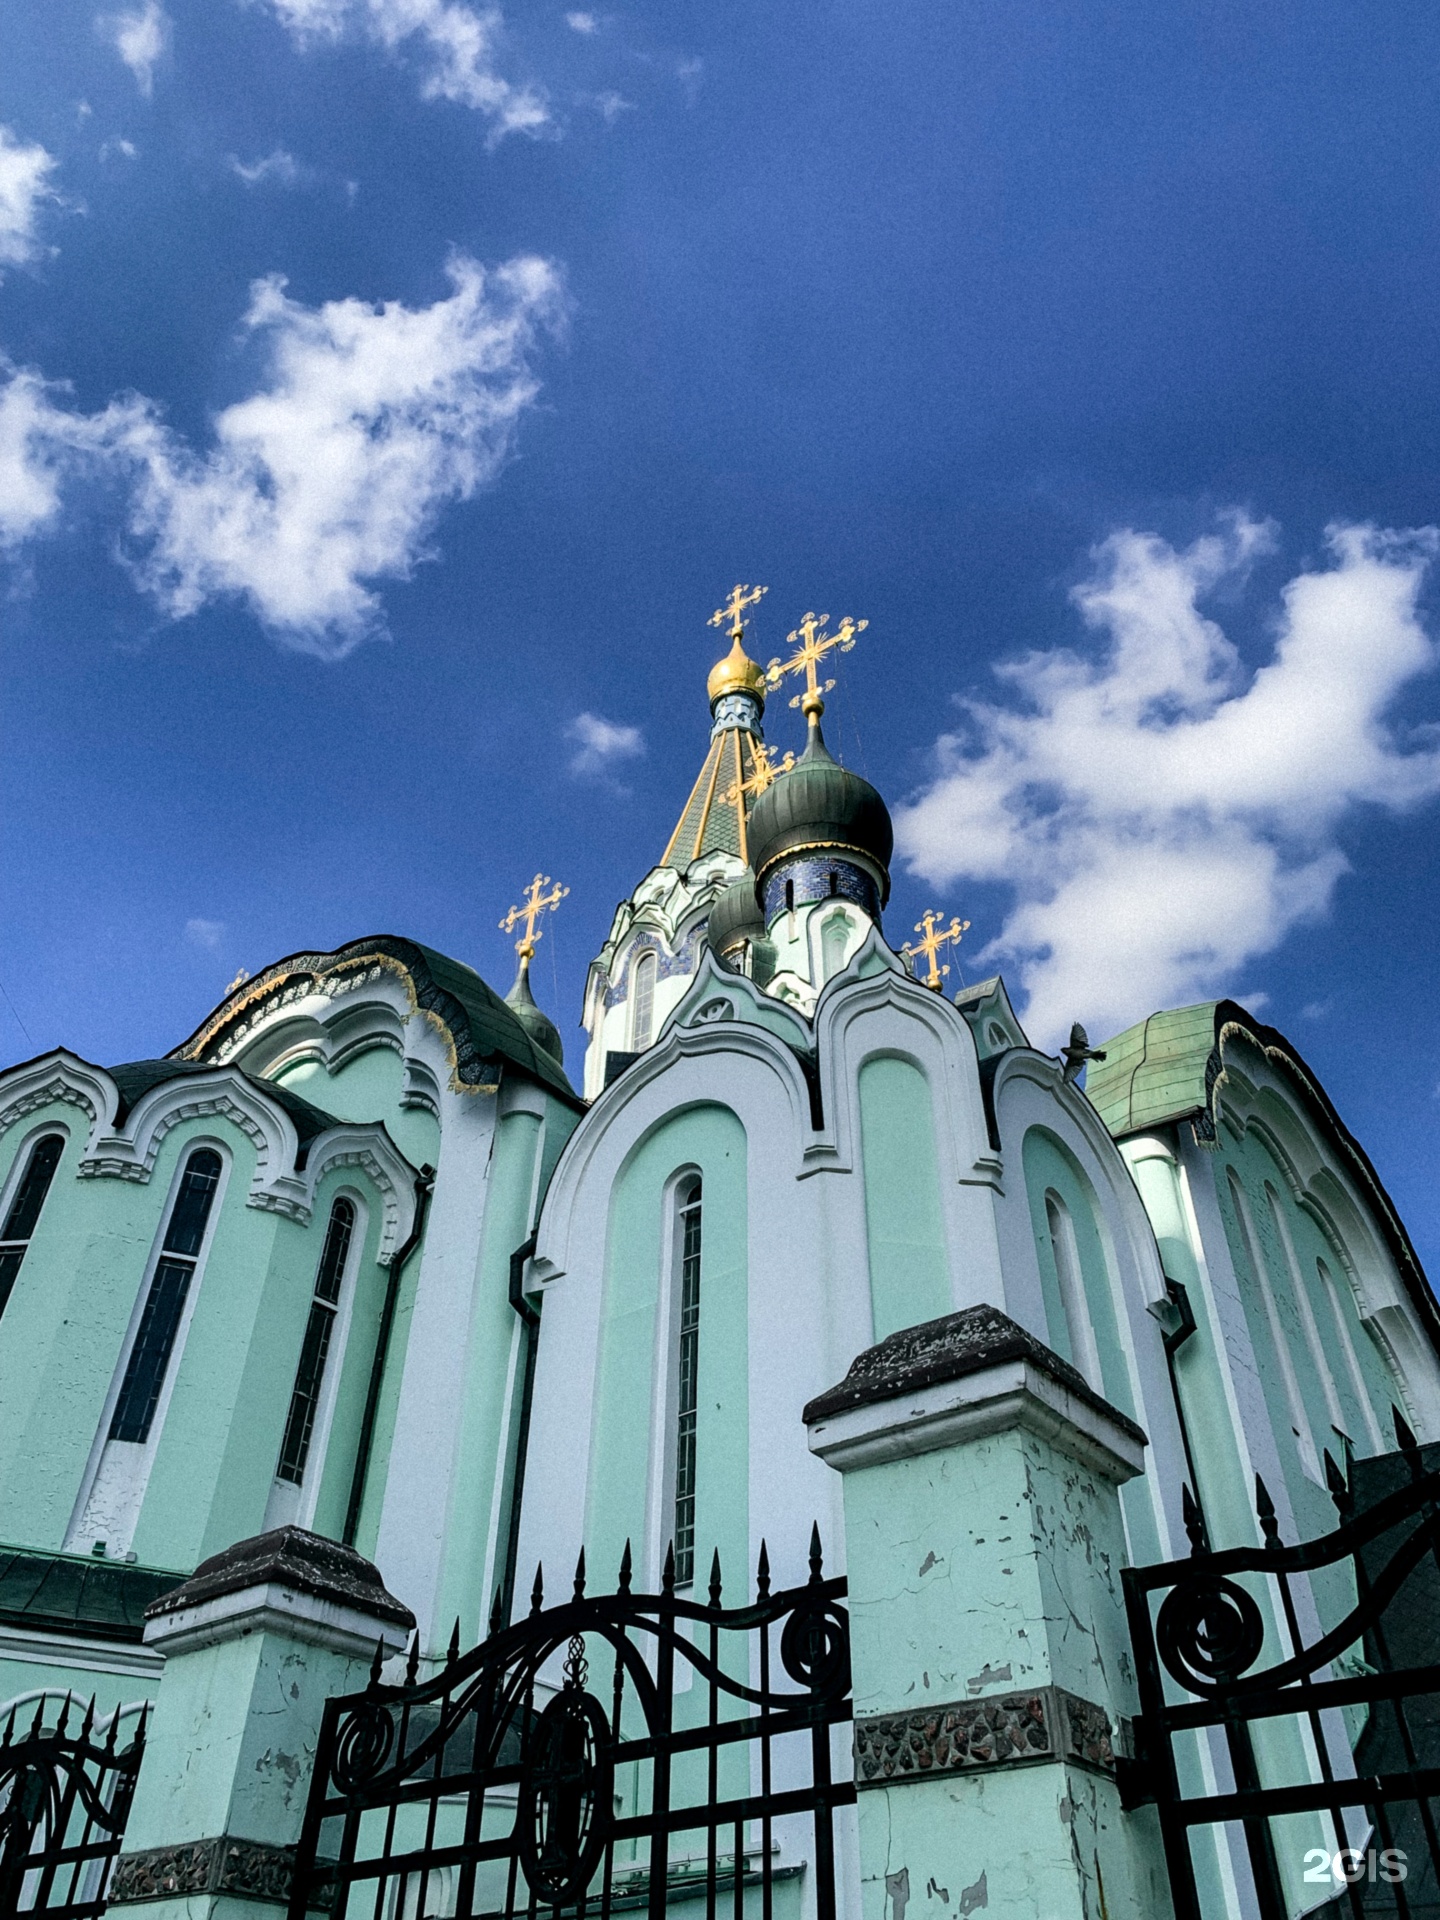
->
xmin=289 ymin=1529 xmax=855 ymax=1920
xmin=1123 ymin=1422 xmax=1440 ymax=1920
xmin=0 ymin=1695 xmax=148 ymax=1918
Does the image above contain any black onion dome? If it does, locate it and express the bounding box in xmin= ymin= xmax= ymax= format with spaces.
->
xmin=746 ymin=722 xmax=893 ymax=902
xmin=504 ymin=963 xmax=564 ymax=1065
xmin=707 ymin=873 xmax=765 ymax=955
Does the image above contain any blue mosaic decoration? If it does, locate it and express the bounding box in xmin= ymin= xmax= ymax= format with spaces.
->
xmin=602 ymin=925 xmax=707 ymax=1009
xmin=761 ymin=857 xmax=880 ymax=927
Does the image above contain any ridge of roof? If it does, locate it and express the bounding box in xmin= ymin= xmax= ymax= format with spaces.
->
xmin=170 ymin=934 xmax=580 ymax=1108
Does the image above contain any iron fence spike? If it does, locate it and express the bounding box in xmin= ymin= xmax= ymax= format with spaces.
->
xmin=80 ymin=1695 xmax=96 ymax=1741
xmin=29 ymin=1697 xmax=45 ymax=1738
xmin=405 ymin=1630 xmax=420 ymax=1684
xmin=531 ymin=1563 xmax=544 ymax=1614
xmin=709 ymin=1548 xmax=723 ymax=1609
xmin=370 ymin=1637 xmax=385 ymax=1687
xmin=1394 ymin=1404 xmax=1420 ymax=1455
xmin=757 ymin=1539 xmax=771 ymax=1598
xmin=808 ymin=1522 xmax=823 ymax=1579
xmin=573 ymin=1546 xmax=587 ymax=1599
xmin=448 ymin=1618 xmax=461 ymax=1666
xmin=1181 ymin=1482 xmax=1208 ymax=1553
xmin=490 ymin=1588 xmax=504 ymax=1637
xmin=619 ymin=1539 xmax=633 ymax=1593
xmin=663 ymin=1540 xmax=676 ymax=1592
xmin=1254 ymin=1474 xmax=1280 ymax=1548
xmin=55 ymin=1693 xmax=71 ymax=1736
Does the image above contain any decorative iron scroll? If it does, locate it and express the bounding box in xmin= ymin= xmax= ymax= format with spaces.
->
xmin=289 ymin=1528 xmax=854 ymax=1920
xmin=0 ymin=1695 xmax=147 ymax=1918
xmin=1123 ymin=1417 xmax=1440 ymax=1920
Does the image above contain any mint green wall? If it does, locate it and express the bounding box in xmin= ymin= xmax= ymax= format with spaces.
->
xmin=586 ymin=1105 xmax=748 ymax=1592
xmin=1021 ymin=1127 xmax=1132 ymax=1417
xmin=857 ymin=1055 xmax=950 ymax=1340
xmin=435 ymin=1107 xmax=540 ymax=1645
xmin=275 ymin=1045 xmax=441 ymax=1169
xmin=0 ymin=1104 xmax=395 ymax=1573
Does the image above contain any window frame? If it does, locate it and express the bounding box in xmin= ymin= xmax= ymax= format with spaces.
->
xmin=274 ymin=1191 xmax=365 ymax=1499
xmin=631 ymin=950 xmax=658 ymax=1052
xmin=0 ymin=1126 xmax=67 ymax=1322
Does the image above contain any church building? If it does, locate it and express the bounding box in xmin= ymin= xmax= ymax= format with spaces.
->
xmin=1 ymin=588 xmax=1437 ymax=1920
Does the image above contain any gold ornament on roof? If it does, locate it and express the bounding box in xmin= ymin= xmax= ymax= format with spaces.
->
xmin=500 ymin=873 xmax=569 ymax=965
xmin=903 ymin=910 xmax=970 ymax=991
xmin=707 ymin=584 xmax=769 ymax=705
xmin=766 ymin=610 xmax=868 ymax=719
xmin=722 ymin=741 xmax=796 ymax=809
xmin=225 ymin=968 xmax=251 ymax=995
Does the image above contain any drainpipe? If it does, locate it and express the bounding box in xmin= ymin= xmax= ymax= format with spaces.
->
xmin=343 ymin=1163 xmax=435 ymax=1548
xmin=499 ymin=1232 xmax=540 ymax=1626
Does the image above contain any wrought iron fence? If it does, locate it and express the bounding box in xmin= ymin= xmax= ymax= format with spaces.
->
xmin=1122 ymin=1416 xmax=1440 ymax=1920
xmin=0 ymin=1695 xmax=147 ymax=1918
xmin=289 ymin=1529 xmax=855 ymax=1920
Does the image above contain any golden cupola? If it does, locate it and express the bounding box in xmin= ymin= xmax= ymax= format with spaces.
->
xmin=707 ymin=632 xmax=768 ymax=710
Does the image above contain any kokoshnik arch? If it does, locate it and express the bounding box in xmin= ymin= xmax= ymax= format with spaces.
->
xmin=0 ymin=588 xmax=1437 ymax=1920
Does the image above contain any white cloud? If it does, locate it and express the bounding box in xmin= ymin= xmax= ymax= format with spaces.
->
xmin=228 ymin=149 xmax=302 ymax=186
xmin=185 ymin=917 xmax=226 ymax=950
xmin=567 ymin=710 xmax=644 ymax=777
xmin=0 ymin=252 xmax=564 ymax=652
xmin=894 ymin=515 xmax=1440 ymax=1048
xmin=566 ymin=10 xmax=598 ymax=31
xmin=100 ymin=136 xmax=138 ymax=162
xmin=259 ymin=0 xmax=549 ymax=139
xmin=0 ymin=128 xmax=59 ymax=270
xmin=99 ymin=1 xmax=170 ymax=96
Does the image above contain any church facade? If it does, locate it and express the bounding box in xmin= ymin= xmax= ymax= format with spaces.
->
xmin=1 ymin=596 xmax=1437 ymax=1920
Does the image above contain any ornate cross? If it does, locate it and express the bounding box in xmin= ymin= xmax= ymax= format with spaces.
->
xmin=500 ymin=873 xmax=569 ymax=959
xmin=903 ymin=910 xmax=970 ymax=990
xmin=709 ymin=583 xmax=768 ymax=640
xmin=722 ymin=742 xmax=796 ymax=809
xmin=766 ymin=610 xmax=868 ymax=716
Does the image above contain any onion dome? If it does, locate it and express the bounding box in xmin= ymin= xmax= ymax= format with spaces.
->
xmin=747 ymin=717 xmax=893 ymax=910
xmin=706 ymin=634 xmax=768 ymax=710
xmin=505 ymin=957 xmax=564 ymax=1065
xmin=707 ymin=872 xmax=766 ymax=958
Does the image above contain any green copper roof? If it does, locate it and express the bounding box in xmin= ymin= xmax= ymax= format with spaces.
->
xmin=746 ymin=716 xmax=893 ymax=897
xmin=172 ymin=935 xmax=581 ymax=1108
xmin=0 ymin=1545 xmax=183 ymax=1644
xmin=1087 ymin=998 xmax=1439 ymax=1348
xmin=1083 ymin=1002 xmax=1221 ymax=1137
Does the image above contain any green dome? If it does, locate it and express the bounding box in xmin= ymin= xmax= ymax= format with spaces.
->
xmin=746 ymin=721 xmax=893 ymax=900
xmin=504 ymin=962 xmax=564 ymax=1065
xmin=707 ymin=873 xmax=766 ymax=955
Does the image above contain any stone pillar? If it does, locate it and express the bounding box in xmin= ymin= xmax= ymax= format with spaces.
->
xmin=805 ymin=1305 xmax=1172 ymax=1920
xmin=109 ymin=1527 xmax=413 ymax=1919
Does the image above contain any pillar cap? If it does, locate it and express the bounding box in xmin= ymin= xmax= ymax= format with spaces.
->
xmin=804 ymin=1305 xmax=1147 ymax=1482
xmin=145 ymin=1526 xmax=413 ymax=1633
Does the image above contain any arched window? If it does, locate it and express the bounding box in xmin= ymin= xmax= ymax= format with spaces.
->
xmin=632 ymin=951 xmax=657 ymax=1051
xmin=110 ymin=1148 xmax=222 ymax=1445
xmin=1226 ymin=1168 xmax=1318 ymax=1477
xmin=277 ymin=1197 xmax=356 ymax=1486
xmin=1317 ymin=1256 xmax=1386 ymax=1452
xmin=673 ymin=1178 xmax=703 ymax=1586
xmin=1266 ymin=1184 xmax=1347 ymax=1441
xmin=820 ymin=912 xmax=851 ymax=983
xmin=1044 ymin=1191 xmax=1101 ymax=1386
xmin=0 ymin=1134 xmax=64 ymax=1321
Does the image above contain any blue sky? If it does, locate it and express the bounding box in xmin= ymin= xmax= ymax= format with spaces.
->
xmin=4 ymin=1 xmax=1440 ymax=1265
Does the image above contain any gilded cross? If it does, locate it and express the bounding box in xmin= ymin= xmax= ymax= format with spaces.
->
xmin=766 ymin=610 xmax=868 ymax=716
xmin=709 ymin=583 xmax=768 ymax=640
xmin=500 ymin=873 xmax=570 ymax=959
xmin=722 ymin=742 xmax=795 ymax=809
xmin=903 ymin=910 xmax=970 ymax=990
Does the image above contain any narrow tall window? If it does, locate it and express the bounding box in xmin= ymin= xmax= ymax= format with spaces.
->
xmin=1227 ymin=1168 xmax=1318 ymax=1477
xmin=109 ymin=1149 xmax=221 ymax=1445
xmin=0 ymin=1134 xmax=63 ymax=1320
xmin=673 ymin=1179 xmax=703 ymax=1587
xmin=632 ymin=951 xmax=657 ymax=1051
xmin=277 ymin=1197 xmax=356 ymax=1486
